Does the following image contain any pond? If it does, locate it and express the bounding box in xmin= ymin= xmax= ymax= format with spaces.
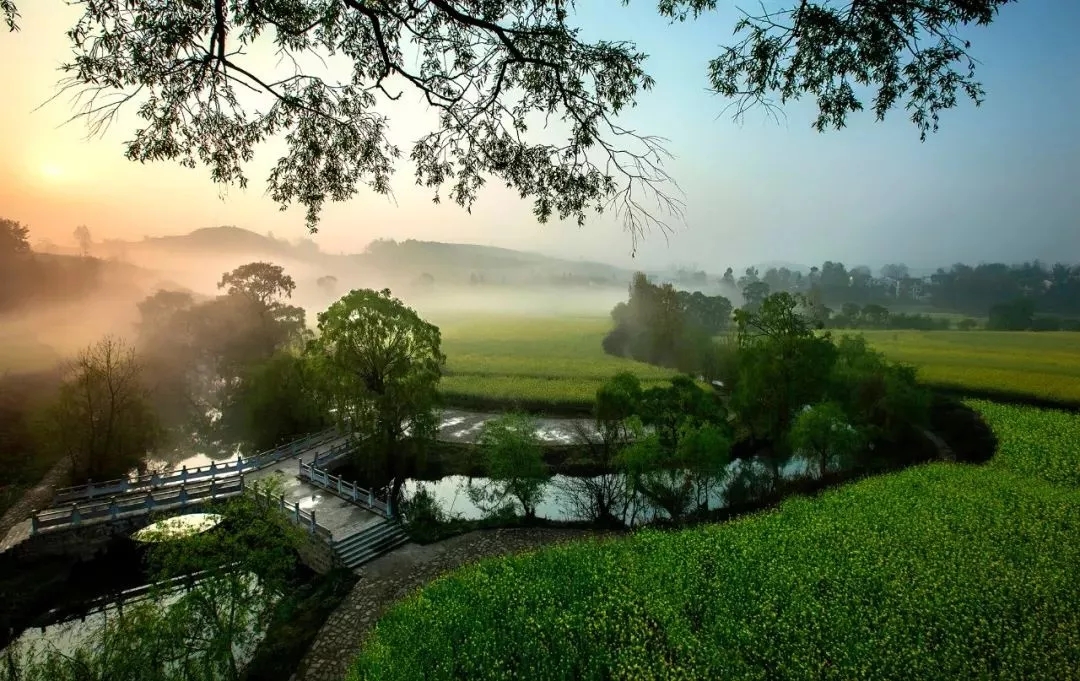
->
xmin=404 ymin=457 xmax=812 ymax=525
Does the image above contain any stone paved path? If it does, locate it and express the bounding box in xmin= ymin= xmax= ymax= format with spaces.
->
xmin=290 ymin=527 xmax=619 ymax=681
xmin=0 ymin=457 xmax=72 ymax=552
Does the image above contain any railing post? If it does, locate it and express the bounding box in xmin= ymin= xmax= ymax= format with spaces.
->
xmin=87 ymin=479 xmax=95 ymax=500
xmin=240 ymin=474 xmax=245 ymax=491
xmin=337 ymin=477 xmax=342 ymax=495
xmin=279 ymin=494 xmax=286 ymax=513
xmin=367 ymin=490 xmax=373 ymax=508
xmin=30 ymin=510 xmax=38 ymax=535
xmin=298 ymin=457 xmax=303 ymax=477
xmin=181 ymin=465 xmax=188 ymax=483
xmin=236 ymin=454 xmax=243 ymax=473
xmin=386 ymin=496 xmax=392 ymax=519
xmin=151 ymin=472 xmax=161 ymax=487
xmin=309 ymin=509 xmax=316 ymax=535
xmin=351 ymin=484 xmax=357 ymax=502
xmin=210 ymin=478 xmax=217 ymax=500
xmin=209 ymin=461 xmax=216 ymax=476
xmin=294 ymin=501 xmax=300 ymax=522
xmin=109 ymin=498 xmax=118 ymax=520
xmin=71 ymin=503 xmax=81 ymax=526
xmin=179 ymin=484 xmax=188 ymax=507
xmin=145 ymin=493 xmax=153 ymax=510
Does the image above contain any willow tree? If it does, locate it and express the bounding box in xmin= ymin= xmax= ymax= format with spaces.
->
xmin=2 ymin=1 xmax=1011 ymax=244
xmin=308 ymin=289 xmax=445 ymax=512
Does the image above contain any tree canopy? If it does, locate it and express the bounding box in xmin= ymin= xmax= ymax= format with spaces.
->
xmin=46 ymin=336 xmax=162 ymax=480
xmin=308 ymin=288 xmax=445 ymax=510
xmin=0 ymin=217 xmax=29 ymax=257
xmin=1 ymin=1 xmax=1012 ymax=240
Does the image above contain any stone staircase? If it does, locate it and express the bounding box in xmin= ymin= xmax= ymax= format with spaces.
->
xmin=334 ymin=519 xmax=410 ymax=569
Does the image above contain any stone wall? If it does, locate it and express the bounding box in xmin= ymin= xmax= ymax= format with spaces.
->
xmin=4 ymin=494 xmax=338 ymax=574
xmin=5 ymin=514 xmax=150 ymax=563
xmin=296 ymin=533 xmax=340 ymax=575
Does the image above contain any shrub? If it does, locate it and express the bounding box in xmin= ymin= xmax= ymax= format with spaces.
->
xmin=468 ymin=414 xmax=549 ymax=518
xmin=399 ymin=487 xmax=449 ymax=543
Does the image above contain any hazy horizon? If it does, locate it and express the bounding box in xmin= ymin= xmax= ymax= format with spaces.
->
xmin=1 ymin=1 xmax=1078 ymax=273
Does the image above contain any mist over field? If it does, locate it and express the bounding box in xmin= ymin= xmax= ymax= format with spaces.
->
xmin=0 ymin=226 xmax=648 ymax=374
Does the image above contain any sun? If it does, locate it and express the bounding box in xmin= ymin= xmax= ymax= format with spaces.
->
xmin=39 ymin=163 xmax=64 ymax=180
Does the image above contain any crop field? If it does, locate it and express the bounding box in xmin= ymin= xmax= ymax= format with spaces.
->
xmin=435 ymin=315 xmax=676 ymax=411
xmin=350 ymin=403 xmax=1080 ymax=680
xmin=855 ymin=330 xmax=1080 ymax=404
xmin=434 ymin=316 xmax=1080 ymax=409
xmin=969 ymin=399 xmax=1080 ymax=488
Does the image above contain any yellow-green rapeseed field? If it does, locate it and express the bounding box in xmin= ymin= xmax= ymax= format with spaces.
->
xmin=435 ymin=315 xmax=676 ymax=408
xmin=969 ymin=399 xmax=1080 ymax=488
xmin=349 ymin=403 xmax=1080 ymax=680
xmin=853 ymin=330 xmax=1080 ymax=404
xmin=435 ymin=316 xmax=1080 ymax=407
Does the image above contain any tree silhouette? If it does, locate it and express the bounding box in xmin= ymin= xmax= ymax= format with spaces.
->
xmin=0 ymin=217 xmax=29 ymax=256
xmin=3 ymin=1 xmax=1012 ymax=240
xmin=73 ymin=224 xmax=92 ymax=256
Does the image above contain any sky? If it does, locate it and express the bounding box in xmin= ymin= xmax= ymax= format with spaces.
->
xmin=0 ymin=0 xmax=1076 ymax=272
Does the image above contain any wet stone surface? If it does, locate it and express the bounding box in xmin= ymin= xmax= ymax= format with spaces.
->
xmin=436 ymin=409 xmax=595 ymax=445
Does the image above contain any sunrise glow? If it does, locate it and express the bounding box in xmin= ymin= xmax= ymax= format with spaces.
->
xmin=39 ymin=162 xmax=64 ymax=181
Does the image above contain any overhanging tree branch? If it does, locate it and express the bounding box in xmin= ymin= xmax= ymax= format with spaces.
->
xmin=3 ymin=0 xmax=1012 ymax=247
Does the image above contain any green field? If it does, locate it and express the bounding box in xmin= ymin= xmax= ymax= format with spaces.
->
xmin=435 ymin=315 xmax=677 ymax=410
xmin=853 ymin=330 xmax=1080 ymax=404
xmin=434 ymin=317 xmax=1080 ymax=409
xmin=350 ymin=403 xmax=1080 ymax=680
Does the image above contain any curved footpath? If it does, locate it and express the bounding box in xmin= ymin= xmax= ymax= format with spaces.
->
xmin=291 ymin=528 xmax=618 ymax=681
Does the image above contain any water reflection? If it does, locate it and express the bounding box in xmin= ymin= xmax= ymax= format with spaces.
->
xmin=4 ymin=572 xmax=271 ymax=672
xmin=405 ymin=457 xmax=812 ymax=525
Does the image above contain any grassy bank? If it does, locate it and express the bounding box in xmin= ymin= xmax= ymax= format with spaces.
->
xmin=348 ymin=402 xmax=1080 ymax=680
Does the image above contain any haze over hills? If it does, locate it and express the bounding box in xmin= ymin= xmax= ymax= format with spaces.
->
xmin=90 ymin=226 xmax=638 ymax=293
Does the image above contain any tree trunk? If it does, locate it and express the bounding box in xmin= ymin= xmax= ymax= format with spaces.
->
xmin=389 ymin=476 xmax=403 ymax=518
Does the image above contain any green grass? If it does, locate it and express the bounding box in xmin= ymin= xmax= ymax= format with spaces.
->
xmin=436 ymin=315 xmax=676 ymax=410
xmin=349 ymin=403 xmax=1080 ymax=680
xmin=848 ymin=330 xmax=1080 ymax=405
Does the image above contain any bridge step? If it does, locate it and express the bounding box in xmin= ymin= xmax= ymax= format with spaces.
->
xmin=334 ymin=519 xmax=410 ymax=569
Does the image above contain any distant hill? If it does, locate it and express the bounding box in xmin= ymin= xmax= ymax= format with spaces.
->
xmin=135 ymin=226 xmax=300 ymax=256
xmin=120 ymin=227 xmax=635 ymax=289
xmin=358 ymin=238 xmax=631 ymax=285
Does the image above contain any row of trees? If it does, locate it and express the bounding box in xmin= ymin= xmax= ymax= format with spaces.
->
xmin=606 ymin=269 xmax=1077 ymax=370
xmin=713 ymin=260 xmax=1080 ymax=318
xmin=602 ymin=273 xmax=735 ymax=378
